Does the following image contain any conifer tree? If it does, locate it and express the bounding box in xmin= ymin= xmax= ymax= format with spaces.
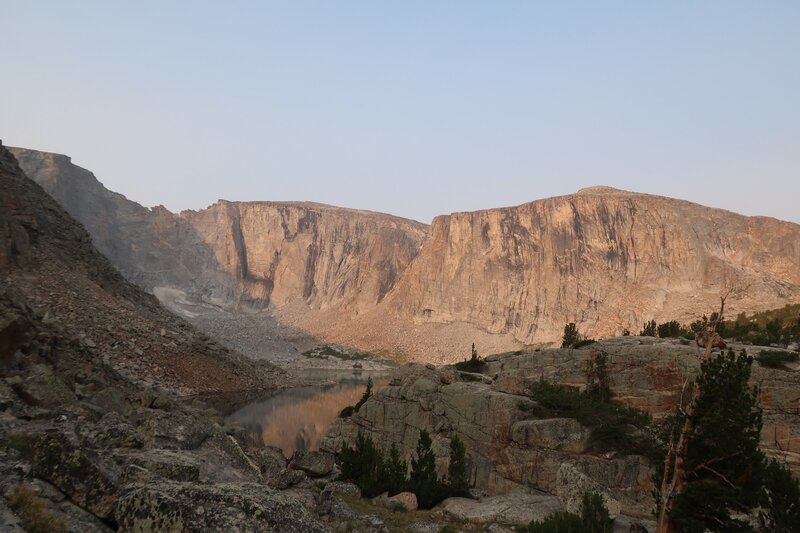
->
xmin=354 ymin=376 xmax=373 ymax=412
xmin=382 ymin=443 xmax=408 ymax=496
xmin=447 ymin=435 xmax=470 ymax=497
xmin=658 ymin=348 xmax=765 ymax=532
xmin=410 ymin=429 xmax=442 ymax=508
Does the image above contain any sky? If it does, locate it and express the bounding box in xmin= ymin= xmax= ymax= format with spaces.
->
xmin=1 ymin=1 xmax=799 ymax=224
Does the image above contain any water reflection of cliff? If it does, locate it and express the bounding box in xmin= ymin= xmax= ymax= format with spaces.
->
xmin=226 ymin=373 xmax=387 ymax=457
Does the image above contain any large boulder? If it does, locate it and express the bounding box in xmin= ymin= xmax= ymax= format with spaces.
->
xmin=115 ymin=481 xmax=327 ymax=533
xmin=125 ymin=449 xmax=200 ymax=482
xmin=556 ymin=463 xmax=621 ymax=518
xmin=30 ymin=429 xmax=122 ymax=520
xmin=143 ymin=410 xmax=214 ymax=450
xmin=372 ymin=491 xmax=418 ymax=511
xmin=439 ymin=493 xmax=563 ymax=526
xmin=291 ymin=450 xmax=334 ymax=477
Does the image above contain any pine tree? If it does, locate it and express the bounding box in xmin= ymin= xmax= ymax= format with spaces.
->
xmin=658 ymin=349 xmax=765 ymax=532
xmin=354 ymin=376 xmax=373 ymax=412
xmin=585 ymin=350 xmax=611 ymax=403
xmin=382 ymin=443 xmax=408 ymax=496
xmin=640 ymin=320 xmax=657 ymax=337
xmin=337 ymin=430 xmax=386 ymax=497
xmin=410 ymin=429 xmax=443 ymax=508
xmin=562 ymin=323 xmax=580 ymax=348
xmin=579 ymin=492 xmax=613 ymax=533
xmin=447 ymin=435 xmax=470 ymax=497
xmin=759 ymin=458 xmax=800 ymax=532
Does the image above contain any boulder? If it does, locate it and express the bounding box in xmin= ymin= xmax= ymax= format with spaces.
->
xmin=11 ymin=368 xmax=74 ymax=407
xmin=144 ymin=410 xmax=214 ymax=450
xmin=115 ymin=481 xmax=327 ymax=533
xmin=439 ymin=493 xmax=563 ymax=526
xmin=273 ymin=468 xmax=307 ymax=490
xmin=254 ymin=446 xmax=287 ymax=481
xmin=30 ymin=429 xmax=122 ymax=519
xmin=555 ymin=463 xmax=621 ymax=518
xmin=323 ymin=481 xmax=361 ymax=498
xmin=291 ymin=450 xmax=334 ymax=477
xmin=126 ymin=449 xmax=200 ymax=482
xmin=83 ymin=412 xmax=143 ymax=449
xmin=372 ymin=491 xmax=418 ymax=511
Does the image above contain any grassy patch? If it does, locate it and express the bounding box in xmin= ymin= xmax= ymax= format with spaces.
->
xmin=337 ymin=494 xmax=468 ymax=533
xmin=523 ymin=381 xmax=662 ymax=462
xmin=10 ymin=484 xmax=67 ymax=533
xmin=756 ymin=350 xmax=799 ymax=368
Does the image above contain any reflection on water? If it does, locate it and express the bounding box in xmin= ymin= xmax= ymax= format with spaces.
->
xmin=225 ymin=371 xmax=387 ymax=457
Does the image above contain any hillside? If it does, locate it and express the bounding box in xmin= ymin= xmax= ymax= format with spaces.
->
xmin=1 ymin=142 xmax=287 ymax=393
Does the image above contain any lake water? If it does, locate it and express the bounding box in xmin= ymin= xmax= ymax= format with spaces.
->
xmin=225 ymin=370 xmax=388 ymax=457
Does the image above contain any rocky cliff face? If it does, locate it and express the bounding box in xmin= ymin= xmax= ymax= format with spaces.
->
xmin=380 ymin=187 xmax=800 ymax=349
xmin=11 ymin=147 xmax=800 ymax=362
xmin=10 ymin=147 xmax=428 ymax=325
xmin=178 ymin=201 xmax=426 ymax=312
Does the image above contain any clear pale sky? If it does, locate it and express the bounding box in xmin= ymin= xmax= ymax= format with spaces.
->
xmin=2 ymin=1 xmax=799 ymax=223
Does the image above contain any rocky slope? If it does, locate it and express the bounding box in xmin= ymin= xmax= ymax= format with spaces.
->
xmin=322 ymin=337 xmax=800 ymax=524
xmin=11 ymin=147 xmax=800 ymax=363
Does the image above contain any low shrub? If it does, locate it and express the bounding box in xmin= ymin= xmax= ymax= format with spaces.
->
xmin=572 ymin=339 xmax=596 ymax=348
xmin=455 ymin=359 xmax=488 ymax=372
xmin=756 ymin=350 xmax=799 ymax=368
xmin=524 ymin=381 xmax=661 ymax=461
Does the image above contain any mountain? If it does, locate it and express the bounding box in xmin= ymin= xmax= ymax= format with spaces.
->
xmin=1 ymin=142 xmax=286 ymax=393
xmin=10 ymin=147 xmax=800 ymax=363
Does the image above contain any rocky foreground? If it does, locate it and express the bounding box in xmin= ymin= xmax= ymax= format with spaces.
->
xmin=323 ymin=337 xmax=800 ymax=530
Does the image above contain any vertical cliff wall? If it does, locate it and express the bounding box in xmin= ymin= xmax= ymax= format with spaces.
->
xmin=379 ymin=186 xmax=800 ymax=347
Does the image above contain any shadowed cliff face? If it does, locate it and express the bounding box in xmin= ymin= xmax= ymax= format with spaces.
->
xmin=10 ymin=148 xmax=428 ymax=318
xmin=11 ymin=147 xmax=800 ymax=362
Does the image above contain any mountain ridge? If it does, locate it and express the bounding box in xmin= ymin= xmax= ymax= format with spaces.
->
xmin=9 ymin=145 xmax=800 ymax=362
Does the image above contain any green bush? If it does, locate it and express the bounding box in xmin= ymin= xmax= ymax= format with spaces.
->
xmin=572 ymin=338 xmax=596 ymax=348
xmin=455 ymin=359 xmax=488 ymax=372
xmin=657 ymin=320 xmax=687 ymax=338
xmin=756 ymin=350 xmax=799 ymax=368
xmin=759 ymin=458 xmax=800 ymax=531
xmin=639 ymin=320 xmax=657 ymax=337
xmin=562 ymin=323 xmax=581 ymax=348
xmin=338 ymin=405 xmax=355 ymax=418
xmin=523 ymin=381 xmax=660 ymax=461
